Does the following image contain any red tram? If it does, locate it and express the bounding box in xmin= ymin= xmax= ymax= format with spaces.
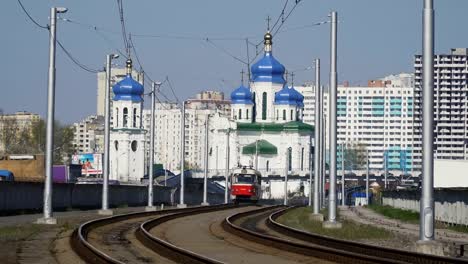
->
xmin=230 ymin=167 xmax=262 ymax=204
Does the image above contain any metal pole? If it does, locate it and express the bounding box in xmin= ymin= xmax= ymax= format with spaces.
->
xmin=366 ymin=150 xmax=370 ymax=206
xmin=202 ymin=114 xmax=209 ymax=206
xmin=255 ymin=140 xmax=259 ymax=170
xmin=420 ymin=0 xmax=435 ymax=241
xmin=99 ymin=54 xmax=117 ymax=215
xmin=284 ymin=148 xmax=290 ymax=206
xmin=178 ymin=102 xmax=187 ymax=208
xmin=384 ymin=150 xmax=388 ymax=189
xmin=164 ymin=169 xmax=167 ymax=186
xmin=341 ymin=143 xmax=345 ymax=206
xmin=321 ymin=86 xmax=326 ymax=208
xmin=146 ymin=82 xmax=157 ymax=211
xmin=327 ymin=11 xmax=338 ymax=223
xmin=313 ymin=59 xmax=321 ymax=213
xmin=225 ymin=130 xmax=230 ymax=204
xmin=38 ymin=7 xmax=66 ymax=225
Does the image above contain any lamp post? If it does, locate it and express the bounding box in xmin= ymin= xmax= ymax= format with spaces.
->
xmin=178 ymin=101 xmax=187 ymax=208
xmin=313 ymin=59 xmax=321 ymax=214
xmin=284 ymin=147 xmax=291 ymax=206
xmin=201 ymin=114 xmax=210 ymax=206
xmin=146 ymin=81 xmax=161 ymax=211
xmin=420 ymin=0 xmax=436 ymax=243
xmin=341 ymin=143 xmax=345 ymax=207
xmin=323 ymin=11 xmax=341 ymax=229
xmin=366 ymin=149 xmax=370 ymax=206
xmin=37 ymin=7 xmax=68 ymax=225
xmin=98 ymin=53 xmax=119 ymax=216
xmin=225 ymin=129 xmax=230 ymax=204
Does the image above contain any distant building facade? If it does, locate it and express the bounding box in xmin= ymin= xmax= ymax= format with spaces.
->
xmin=72 ymin=115 xmax=104 ymax=154
xmin=414 ymin=48 xmax=468 ymax=161
xmin=0 ymin=111 xmax=41 ymax=154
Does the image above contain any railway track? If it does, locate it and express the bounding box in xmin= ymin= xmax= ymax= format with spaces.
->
xmin=71 ymin=203 xmax=467 ymax=264
xmin=71 ymin=204 xmax=233 ymax=264
xmin=222 ymin=205 xmax=468 ymax=264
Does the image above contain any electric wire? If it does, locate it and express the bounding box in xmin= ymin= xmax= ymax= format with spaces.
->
xmin=165 ymin=76 xmax=180 ymax=104
xmin=57 ymin=40 xmax=100 ymax=73
xmin=272 ymin=0 xmax=303 ymax=36
xmin=206 ymin=38 xmax=248 ymax=65
xmin=17 ymin=0 xmax=48 ymax=29
xmin=116 ymin=0 xmax=130 ymax=56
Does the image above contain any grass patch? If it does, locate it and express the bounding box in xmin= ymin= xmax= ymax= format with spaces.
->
xmin=445 ymin=224 xmax=468 ymax=234
xmin=368 ymin=204 xmax=419 ymax=224
xmin=0 ymin=224 xmax=45 ymax=242
xmin=277 ymin=207 xmax=393 ymax=241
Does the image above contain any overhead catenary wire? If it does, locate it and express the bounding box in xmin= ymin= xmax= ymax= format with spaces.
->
xmin=165 ymin=76 xmax=180 ymax=104
xmin=17 ymin=0 xmax=48 ymax=29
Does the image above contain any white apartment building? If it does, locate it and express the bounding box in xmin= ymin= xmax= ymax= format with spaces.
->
xmin=96 ymin=67 xmax=143 ymax=117
xmin=297 ymin=73 xmax=419 ymax=174
xmin=143 ymin=91 xmax=231 ymax=173
xmin=72 ymin=115 xmax=104 ymax=154
xmin=414 ymin=48 xmax=468 ymax=160
xmin=0 ymin=111 xmax=41 ymax=153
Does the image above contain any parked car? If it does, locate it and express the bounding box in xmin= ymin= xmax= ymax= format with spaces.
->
xmin=0 ymin=170 xmax=14 ymax=181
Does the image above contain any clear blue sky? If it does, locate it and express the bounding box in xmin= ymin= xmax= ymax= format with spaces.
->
xmin=3 ymin=0 xmax=468 ymax=124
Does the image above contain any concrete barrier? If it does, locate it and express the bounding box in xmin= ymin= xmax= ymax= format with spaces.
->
xmin=0 ymin=182 xmax=173 ymax=213
xmin=382 ymin=188 xmax=468 ymax=225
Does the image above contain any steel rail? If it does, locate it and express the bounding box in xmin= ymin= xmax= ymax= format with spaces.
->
xmin=135 ymin=204 xmax=240 ymax=264
xmin=222 ymin=205 xmax=403 ymax=264
xmin=267 ymin=206 xmax=468 ymax=264
xmin=71 ymin=205 xmax=229 ymax=264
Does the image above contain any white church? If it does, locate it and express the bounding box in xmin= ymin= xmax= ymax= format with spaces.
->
xmin=109 ymin=59 xmax=146 ymax=182
xmin=207 ymin=31 xmax=314 ymax=177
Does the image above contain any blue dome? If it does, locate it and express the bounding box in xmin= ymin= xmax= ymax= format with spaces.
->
xmin=290 ymin=86 xmax=304 ymax=107
xmin=274 ymin=85 xmax=298 ymax=105
xmin=112 ymin=74 xmax=144 ymax=102
xmin=230 ymin=85 xmax=253 ymax=104
xmin=251 ymin=51 xmax=286 ymax=84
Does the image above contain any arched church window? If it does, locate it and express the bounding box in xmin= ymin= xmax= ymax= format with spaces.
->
xmin=266 ymin=160 xmax=270 ymax=172
xmin=116 ymin=107 xmax=119 ymax=127
xmin=283 ymin=109 xmax=286 ymax=121
xmin=131 ymin=140 xmax=138 ymax=152
xmin=252 ymin=92 xmax=256 ymax=120
xmin=290 ymin=109 xmax=294 ymax=121
xmin=288 ymin=147 xmax=292 ymax=171
xmin=262 ymin=92 xmax=267 ymax=120
xmin=239 ymin=109 xmax=242 ymax=120
xmin=276 ymin=110 xmax=279 ymax=120
xmin=246 ymin=109 xmax=249 ymax=119
xmin=123 ymin=108 xmax=128 ymax=127
xmin=114 ymin=141 xmax=119 ymax=150
xmin=133 ymin=108 xmax=137 ymax=127
xmin=301 ymin=147 xmax=304 ymax=171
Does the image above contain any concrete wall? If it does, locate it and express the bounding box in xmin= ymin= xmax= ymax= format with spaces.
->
xmin=0 ymin=154 xmax=45 ymax=181
xmin=0 ymin=182 xmax=173 ymax=213
xmin=382 ymin=189 xmax=468 ymax=225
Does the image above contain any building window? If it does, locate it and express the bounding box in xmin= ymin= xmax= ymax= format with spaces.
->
xmin=114 ymin=141 xmax=119 ymax=150
xmin=133 ymin=108 xmax=137 ymax=127
xmin=116 ymin=107 xmax=119 ymax=127
xmin=301 ymin=147 xmax=304 ymax=171
xmin=246 ymin=109 xmax=249 ymax=119
xmin=123 ymin=108 xmax=128 ymax=127
xmin=276 ymin=110 xmax=279 ymax=120
xmin=290 ymin=109 xmax=293 ymax=120
xmin=239 ymin=109 xmax=242 ymax=119
xmin=131 ymin=140 xmax=138 ymax=152
xmin=252 ymin=92 xmax=256 ymax=120
xmin=266 ymin=160 xmax=270 ymax=172
xmin=261 ymin=92 xmax=267 ymax=120
xmin=288 ymin=147 xmax=292 ymax=171
xmin=283 ymin=109 xmax=286 ymax=120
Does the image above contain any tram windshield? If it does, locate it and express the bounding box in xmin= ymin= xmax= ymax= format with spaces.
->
xmin=234 ymin=174 xmax=255 ymax=184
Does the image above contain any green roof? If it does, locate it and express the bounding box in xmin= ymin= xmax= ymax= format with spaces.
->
xmin=237 ymin=121 xmax=313 ymax=133
xmin=242 ymin=139 xmax=278 ymax=155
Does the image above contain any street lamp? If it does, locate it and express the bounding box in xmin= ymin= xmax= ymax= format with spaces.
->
xmin=178 ymin=101 xmax=187 ymax=208
xmin=37 ymin=6 xmax=68 ymax=225
xmin=146 ymin=81 xmax=162 ymax=212
xmin=201 ymin=114 xmax=210 ymax=206
xmin=99 ymin=53 xmax=119 ymax=216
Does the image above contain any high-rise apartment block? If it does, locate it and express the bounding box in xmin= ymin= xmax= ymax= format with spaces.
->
xmin=414 ymin=48 xmax=468 ymax=160
xmin=72 ymin=115 xmax=104 ymax=154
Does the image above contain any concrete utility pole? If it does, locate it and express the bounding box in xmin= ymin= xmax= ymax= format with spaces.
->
xmin=323 ymin=11 xmax=341 ymax=228
xmin=313 ymin=59 xmax=321 ymax=214
xmin=201 ymin=114 xmax=210 ymax=206
xmin=341 ymin=143 xmax=345 ymax=206
xmin=321 ymin=86 xmax=326 ymax=209
xmin=420 ymin=0 xmax=436 ymax=244
xmin=225 ymin=129 xmax=230 ymax=204
xmin=255 ymin=140 xmax=259 ymax=170
xmin=99 ymin=54 xmax=119 ymax=216
xmin=146 ymin=82 xmax=160 ymax=211
xmin=37 ymin=7 xmax=68 ymax=225
xmin=178 ymin=102 xmax=187 ymax=208
xmin=384 ymin=150 xmax=388 ymax=189
xmin=366 ymin=149 xmax=369 ymax=206
xmin=284 ymin=147 xmax=291 ymax=206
